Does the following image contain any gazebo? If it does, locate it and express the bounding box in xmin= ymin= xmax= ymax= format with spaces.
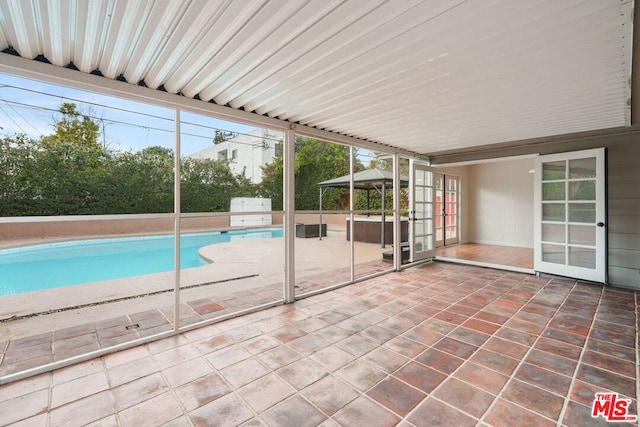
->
xmin=317 ymin=169 xmax=409 ymax=248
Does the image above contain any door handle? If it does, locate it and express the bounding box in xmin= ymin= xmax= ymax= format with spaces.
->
xmin=596 ymin=222 xmax=605 ymax=227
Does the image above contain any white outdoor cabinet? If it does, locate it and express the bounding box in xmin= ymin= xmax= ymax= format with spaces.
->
xmin=230 ymin=198 xmax=272 ymax=227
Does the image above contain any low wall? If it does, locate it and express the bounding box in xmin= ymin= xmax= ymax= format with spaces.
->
xmin=0 ymin=212 xmax=405 ymax=247
xmin=0 ymin=213 xmax=285 ymax=247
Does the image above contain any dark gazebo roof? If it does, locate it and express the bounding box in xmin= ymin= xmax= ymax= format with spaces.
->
xmin=317 ymin=168 xmax=409 ymax=189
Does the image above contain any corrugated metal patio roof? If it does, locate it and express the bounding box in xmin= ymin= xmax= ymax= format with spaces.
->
xmin=0 ymin=0 xmax=633 ymax=156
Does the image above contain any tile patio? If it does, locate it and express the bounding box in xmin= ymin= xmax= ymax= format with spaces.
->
xmin=0 ymin=261 xmax=638 ymax=426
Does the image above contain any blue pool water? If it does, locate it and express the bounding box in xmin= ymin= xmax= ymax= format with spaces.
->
xmin=0 ymin=228 xmax=283 ymax=295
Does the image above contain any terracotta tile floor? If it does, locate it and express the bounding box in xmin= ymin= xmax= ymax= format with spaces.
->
xmin=0 ymin=262 xmax=638 ymax=426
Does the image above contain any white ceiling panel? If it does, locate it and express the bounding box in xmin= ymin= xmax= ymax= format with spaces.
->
xmin=0 ymin=0 xmax=633 ymax=156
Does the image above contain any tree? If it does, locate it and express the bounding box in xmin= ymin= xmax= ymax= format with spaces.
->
xmin=213 ymin=129 xmax=238 ymax=145
xmin=31 ymin=103 xmax=109 ymax=215
xmin=41 ymin=102 xmax=100 ymax=148
xmin=181 ymin=157 xmax=256 ymax=213
xmin=0 ymin=103 xmax=109 ymax=216
xmin=259 ymin=152 xmax=284 ymax=210
xmin=32 ymin=141 xmax=111 ymax=214
xmin=0 ymin=134 xmax=40 ymax=215
xmin=108 ymin=147 xmax=175 ymax=213
xmin=259 ymin=136 xmax=364 ymax=210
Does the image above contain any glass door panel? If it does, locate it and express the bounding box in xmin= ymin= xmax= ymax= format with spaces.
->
xmin=534 ymin=148 xmax=606 ymax=282
xmin=434 ymin=174 xmax=459 ymax=247
xmin=410 ymin=161 xmax=436 ymax=262
xmin=435 ymin=175 xmax=444 ymax=246
xmin=444 ymin=175 xmax=459 ymax=244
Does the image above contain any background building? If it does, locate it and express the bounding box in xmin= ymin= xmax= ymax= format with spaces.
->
xmin=188 ymin=128 xmax=282 ymax=184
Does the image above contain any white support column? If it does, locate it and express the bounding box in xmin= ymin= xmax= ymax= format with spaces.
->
xmin=381 ymin=181 xmax=386 ymax=248
xmin=283 ymin=126 xmax=296 ymax=303
xmin=349 ymin=146 xmax=355 ymax=282
xmin=393 ymin=154 xmax=402 ymax=271
xmin=173 ymin=108 xmax=181 ymax=329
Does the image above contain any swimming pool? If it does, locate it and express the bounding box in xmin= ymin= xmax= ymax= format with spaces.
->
xmin=0 ymin=228 xmax=283 ymax=295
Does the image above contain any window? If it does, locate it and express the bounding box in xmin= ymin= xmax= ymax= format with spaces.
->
xmin=218 ymin=150 xmax=228 ymax=161
xmin=232 ymin=149 xmax=238 ymax=160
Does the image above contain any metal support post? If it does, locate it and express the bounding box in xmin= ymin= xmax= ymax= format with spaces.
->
xmin=283 ymin=126 xmax=296 ymax=303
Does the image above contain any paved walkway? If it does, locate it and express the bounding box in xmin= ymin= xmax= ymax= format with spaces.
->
xmin=0 ymin=262 xmax=638 ymax=426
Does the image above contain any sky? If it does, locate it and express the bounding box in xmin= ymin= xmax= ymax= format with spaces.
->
xmin=0 ymin=73 xmax=257 ymax=156
xmin=0 ymin=72 xmax=375 ymax=163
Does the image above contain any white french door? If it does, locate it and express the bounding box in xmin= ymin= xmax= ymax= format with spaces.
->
xmin=409 ymin=160 xmax=436 ymax=262
xmin=534 ymin=148 xmax=606 ymax=283
xmin=435 ymin=174 xmax=459 ymax=247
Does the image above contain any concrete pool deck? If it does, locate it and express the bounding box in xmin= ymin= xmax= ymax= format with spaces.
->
xmin=0 ymin=231 xmax=388 ymax=342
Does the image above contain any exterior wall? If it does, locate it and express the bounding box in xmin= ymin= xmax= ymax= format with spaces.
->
xmin=607 ymin=140 xmax=640 ymax=288
xmin=466 ymin=158 xmax=534 ymax=248
xmin=188 ymin=128 xmax=282 ymax=184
